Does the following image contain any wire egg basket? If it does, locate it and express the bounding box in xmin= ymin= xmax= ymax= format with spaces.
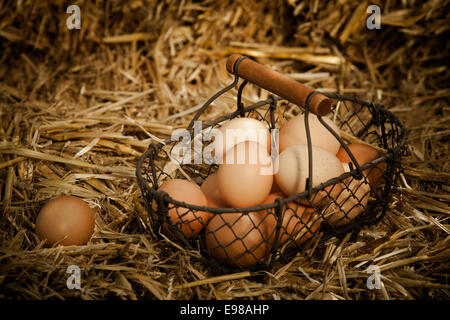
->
xmin=136 ymin=55 xmax=407 ymax=271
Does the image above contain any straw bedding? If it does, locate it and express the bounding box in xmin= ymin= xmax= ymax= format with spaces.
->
xmin=0 ymin=0 xmax=448 ymax=300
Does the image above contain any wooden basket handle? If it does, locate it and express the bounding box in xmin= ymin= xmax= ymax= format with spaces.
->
xmin=226 ymin=54 xmax=331 ymax=116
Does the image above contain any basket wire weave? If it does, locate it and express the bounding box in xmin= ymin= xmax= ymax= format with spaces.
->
xmin=136 ymin=56 xmax=407 ymax=271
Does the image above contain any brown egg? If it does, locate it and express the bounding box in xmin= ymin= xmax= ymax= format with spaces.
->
xmin=259 ymin=193 xmax=321 ymax=249
xmin=200 ymin=173 xmax=228 ymax=208
xmin=279 ymin=113 xmax=341 ymax=154
xmin=336 ymin=143 xmax=386 ymax=188
xmin=217 ymin=141 xmax=273 ymax=208
xmin=35 ymin=195 xmax=95 ymax=247
xmin=205 ymin=212 xmax=269 ymax=268
xmin=153 ymin=179 xmax=210 ymax=239
xmin=322 ymin=173 xmax=371 ymax=227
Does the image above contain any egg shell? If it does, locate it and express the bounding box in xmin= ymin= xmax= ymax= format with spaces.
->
xmin=217 ymin=141 xmax=273 ymax=208
xmin=200 ymin=173 xmax=228 ymax=208
xmin=275 ymin=144 xmax=344 ymax=206
xmin=259 ymin=193 xmax=321 ymax=249
xmin=214 ymin=117 xmax=271 ymax=163
xmin=279 ymin=113 xmax=341 ymax=154
xmin=336 ymin=143 xmax=386 ymax=188
xmin=153 ymin=179 xmax=210 ymax=239
xmin=205 ymin=212 xmax=269 ymax=267
xmin=322 ymin=173 xmax=371 ymax=227
xmin=35 ymin=195 xmax=95 ymax=247
xmin=296 ymin=188 xmax=334 ymax=208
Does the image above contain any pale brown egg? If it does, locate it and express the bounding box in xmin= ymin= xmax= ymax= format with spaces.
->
xmin=217 ymin=141 xmax=273 ymax=208
xmin=153 ymin=179 xmax=210 ymax=239
xmin=205 ymin=212 xmax=269 ymax=267
xmin=279 ymin=113 xmax=341 ymax=154
xmin=35 ymin=195 xmax=95 ymax=247
xmin=322 ymin=173 xmax=371 ymax=227
xmin=200 ymin=173 xmax=228 ymax=208
xmin=259 ymin=193 xmax=321 ymax=249
xmin=214 ymin=117 xmax=271 ymax=163
xmin=336 ymin=143 xmax=385 ymax=188
xmin=275 ymin=145 xmax=344 ymax=206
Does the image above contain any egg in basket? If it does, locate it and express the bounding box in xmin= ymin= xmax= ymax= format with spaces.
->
xmin=136 ymin=54 xmax=407 ymax=270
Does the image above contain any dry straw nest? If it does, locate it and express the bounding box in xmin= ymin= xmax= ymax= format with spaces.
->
xmin=0 ymin=0 xmax=449 ymax=300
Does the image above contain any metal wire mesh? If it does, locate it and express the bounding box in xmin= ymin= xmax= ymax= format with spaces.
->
xmin=136 ymin=65 xmax=407 ymax=271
